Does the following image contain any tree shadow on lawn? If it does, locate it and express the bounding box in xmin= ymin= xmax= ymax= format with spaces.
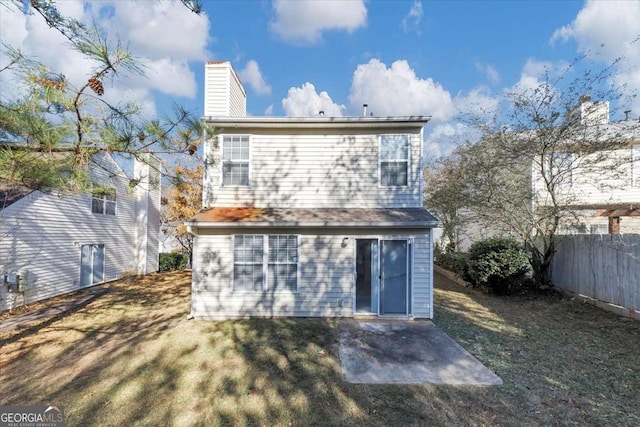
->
xmin=433 ymin=272 xmax=640 ymax=426
xmin=3 ymin=270 xmax=638 ymax=426
xmin=0 ymin=270 xmax=512 ymax=426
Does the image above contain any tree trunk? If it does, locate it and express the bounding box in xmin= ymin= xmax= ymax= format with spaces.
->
xmin=527 ymin=238 xmax=555 ymax=289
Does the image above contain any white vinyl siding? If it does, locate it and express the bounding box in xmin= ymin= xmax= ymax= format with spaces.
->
xmin=0 ymin=153 xmax=160 ymax=311
xmin=221 ymin=135 xmax=250 ymax=186
xmin=204 ymin=130 xmax=422 ymax=208
xmin=533 ymin=145 xmax=640 ymax=207
xmin=203 ymin=62 xmax=247 ymax=117
xmin=380 ymin=135 xmax=410 ymax=187
xmin=191 ymin=228 xmax=432 ymax=319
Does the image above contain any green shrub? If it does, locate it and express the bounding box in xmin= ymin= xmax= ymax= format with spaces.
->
xmin=435 ymin=247 xmax=471 ymax=281
xmin=159 ymin=252 xmax=190 ymax=272
xmin=466 ymin=237 xmax=530 ymax=294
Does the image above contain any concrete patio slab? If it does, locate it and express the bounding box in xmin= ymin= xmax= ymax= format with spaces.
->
xmin=338 ymin=320 xmax=503 ymax=385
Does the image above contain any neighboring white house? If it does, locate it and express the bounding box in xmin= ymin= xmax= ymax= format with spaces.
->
xmin=531 ymin=100 xmax=640 ymax=235
xmin=0 ymin=153 xmax=161 ymax=311
xmin=440 ymin=100 xmax=640 ymax=251
xmin=187 ymin=61 xmax=439 ymax=319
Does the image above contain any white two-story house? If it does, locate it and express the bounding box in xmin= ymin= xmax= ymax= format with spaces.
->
xmin=531 ymin=100 xmax=640 ymax=234
xmin=188 ymin=61 xmax=439 ymax=319
xmin=1 ymin=153 xmax=160 ymax=311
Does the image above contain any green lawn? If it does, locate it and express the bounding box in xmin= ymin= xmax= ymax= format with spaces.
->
xmin=1 ymin=271 xmax=638 ymax=426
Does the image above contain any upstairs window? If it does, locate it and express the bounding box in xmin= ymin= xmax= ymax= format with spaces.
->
xmin=222 ymin=135 xmax=250 ymax=186
xmin=380 ymin=135 xmax=409 ymax=187
xmin=91 ymin=186 xmax=116 ymax=215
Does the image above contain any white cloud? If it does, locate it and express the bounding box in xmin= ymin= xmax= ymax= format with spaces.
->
xmin=282 ymin=83 xmax=345 ymax=116
xmin=101 ymin=0 xmax=210 ymax=61
xmin=0 ymin=0 xmax=211 ymax=117
xmin=133 ymin=58 xmax=197 ymax=98
xmin=551 ymin=0 xmax=640 ymax=63
xmin=270 ymin=0 xmax=367 ymax=44
xmin=401 ymin=1 xmax=423 ymax=34
xmin=424 ymin=123 xmax=480 ymax=159
xmin=0 ymin=0 xmax=95 ymax=96
xmin=475 ymin=62 xmax=500 ymax=84
xmin=508 ymin=58 xmax=569 ymax=97
xmin=0 ymin=3 xmax=28 ymax=58
xmin=453 ymin=86 xmax=499 ymax=119
xmin=238 ymin=60 xmax=272 ymax=95
xmin=551 ymin=0 xmax=640 ymax=112
xmin=264 ymin=104 xmax=274 ymax=115
xmin=348 ymin=59 xmax=455 ymax=121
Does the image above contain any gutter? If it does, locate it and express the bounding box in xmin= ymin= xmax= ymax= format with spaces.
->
xmin=200 ymin=116 xmax=432 ymax=130
xmin=185 ymin=221 xmax=440 ymax=228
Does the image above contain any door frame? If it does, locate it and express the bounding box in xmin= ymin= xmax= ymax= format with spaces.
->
xmin=352 ymin=235 xmax=413 ymax=317
xmin=79 ymin=244 xmax=106 ymax=287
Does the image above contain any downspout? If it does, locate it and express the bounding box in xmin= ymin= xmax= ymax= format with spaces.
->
xmin=429 ymin=228 xmax=434 ymax=319
xmin=186 ymin=224 xmax=197 ymax=320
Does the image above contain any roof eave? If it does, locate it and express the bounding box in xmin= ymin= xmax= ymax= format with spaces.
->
xmin=200 ymin=116 xmax=432 ymax=130
xmin=186 ymin=220 xmax=439 ymax=228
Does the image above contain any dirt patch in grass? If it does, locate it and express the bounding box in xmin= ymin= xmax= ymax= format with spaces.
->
xmin=1 ymin=271 xmax=639 ymax=426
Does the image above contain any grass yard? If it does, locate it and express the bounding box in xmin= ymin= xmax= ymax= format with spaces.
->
xmin=1 ymin=271 xmax=639 ymax=426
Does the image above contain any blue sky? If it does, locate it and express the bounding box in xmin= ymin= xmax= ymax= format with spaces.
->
xmin=2 ymin=0 xmax=640 ymax=157
xmin=198 ymin=0 xmax=584 ymax=116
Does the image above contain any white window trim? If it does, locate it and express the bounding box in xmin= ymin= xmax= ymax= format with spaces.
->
xmin=548 ymin=151 xmax=574 ymax=188
xmin=350 ymin=235 xmax=415 ymax=317
xmin=632 ymin=145 xmax=640 ymax=187
xmin=91 ymin=186 xmax=116 ymax=216
xmin=232 ymin=234 xmax=300 ymax=293
xmin=378 ymin=134 xmax=411 ymax=188
xmin=231 ymin=235 xmax=264 ymax=292
xmin=220 ymin=134 xmax=251 ymax=187
xmin=78 ymin=243 xmax=106 ymax=286
xmin=266 ymin=235 xmax=300 ymax=293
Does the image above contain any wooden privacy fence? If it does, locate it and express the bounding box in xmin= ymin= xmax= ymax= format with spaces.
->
xmin=551 ymin=234 xmax=640 ymax=317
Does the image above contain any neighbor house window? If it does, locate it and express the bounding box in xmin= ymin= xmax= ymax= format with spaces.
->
xmin=590 ymin=224 xmax=608 ymax=234
xmin=222 ymin=135 xmax=250 ymax=186
xmin=548 ymin=152 xmax=573 ymax=188
xmin=91 ymin=186 xmax=116 ymax=215
xmin=233 ymin=234 xmax=299 ymax=292
xmin=380 ymin=135 xmax=409 ymax=186
xmin=233 ymin=235 xmax=264 ymax=291
xmin=632 ymin=145 xmax=640 ymax=186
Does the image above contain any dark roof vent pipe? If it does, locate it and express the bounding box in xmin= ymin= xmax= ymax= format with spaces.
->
xmin=363 ymin=104 xmax=368 ymax=117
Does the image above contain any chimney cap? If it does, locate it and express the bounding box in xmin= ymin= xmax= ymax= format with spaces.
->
xmin=579 ymin=94 xmax=592 ymax=104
